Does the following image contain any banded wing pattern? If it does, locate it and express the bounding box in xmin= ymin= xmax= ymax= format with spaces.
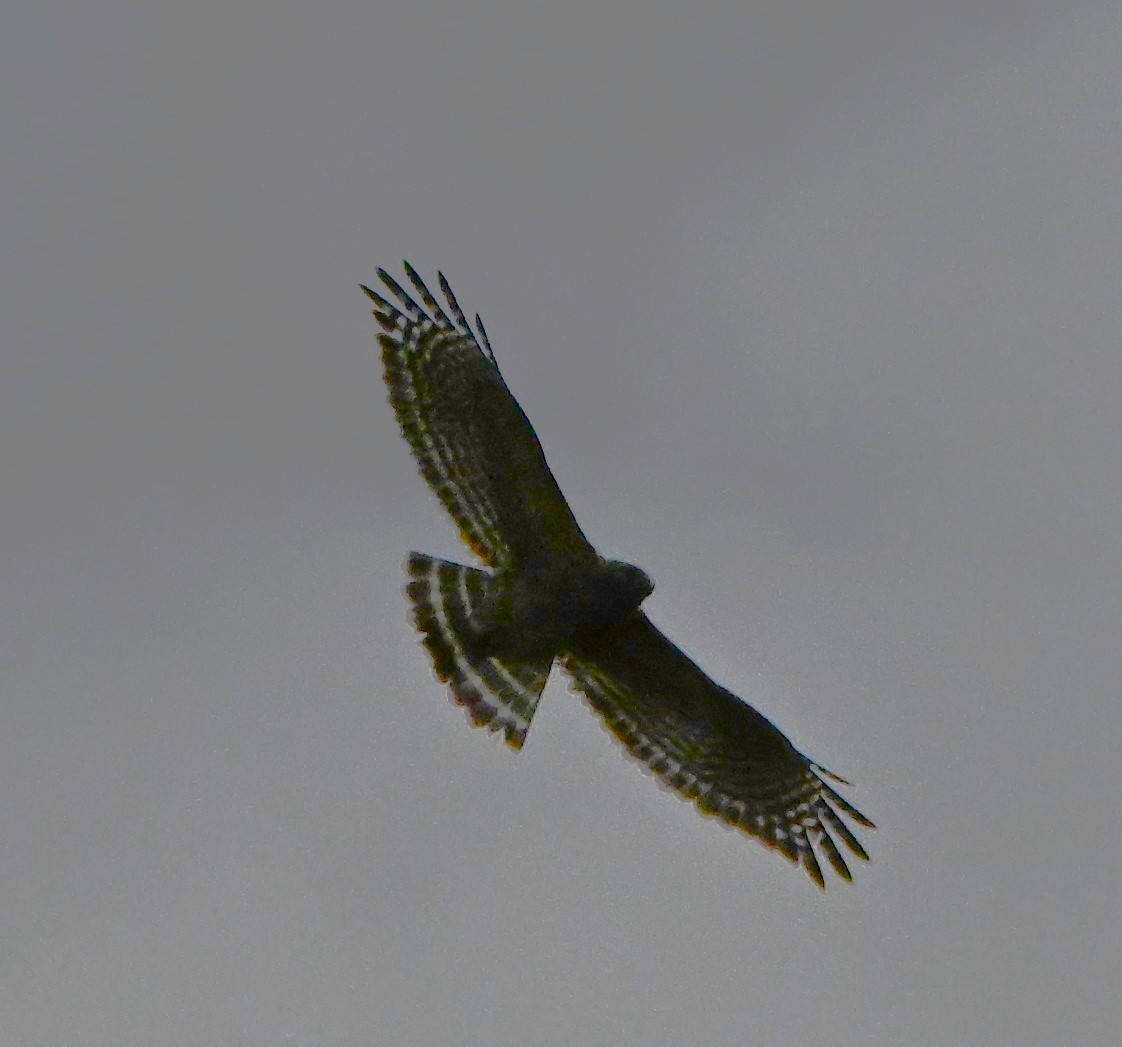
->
xmin=363 ymin=264 xmax=596 ymax=570
xmin=563 ymin=614 xmax=874 ymax=887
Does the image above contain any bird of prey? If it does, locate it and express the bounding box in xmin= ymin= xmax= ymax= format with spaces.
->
xmin=363 ymin=262 xmax=874 ymax=887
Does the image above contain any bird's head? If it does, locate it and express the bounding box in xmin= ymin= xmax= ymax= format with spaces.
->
xmin=602 ymin=559 xmax=655 ymax=606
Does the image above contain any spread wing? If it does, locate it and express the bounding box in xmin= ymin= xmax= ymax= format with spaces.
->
xmin=562 ymin=613 xmax=874 ymax=888
xmin=363 ymin=263 xmax=596 ymax=570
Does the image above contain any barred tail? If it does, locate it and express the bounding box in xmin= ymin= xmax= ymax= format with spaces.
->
xmin=404 ymin=552 xmax=552 ymax=749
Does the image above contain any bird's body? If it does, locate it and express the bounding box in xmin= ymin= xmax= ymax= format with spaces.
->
xmin=365 ymin=263 xmax=874 ymax=888
xmin=494 ymin=559 xmax=654 ymax=644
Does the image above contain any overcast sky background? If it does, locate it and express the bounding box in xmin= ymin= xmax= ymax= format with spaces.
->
xmin=4 ymin=3 xmax=1121 ymax=1045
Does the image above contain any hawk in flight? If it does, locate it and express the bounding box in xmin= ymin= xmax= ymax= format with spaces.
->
xmin=364 ymin=263 xmax=874 ymax=887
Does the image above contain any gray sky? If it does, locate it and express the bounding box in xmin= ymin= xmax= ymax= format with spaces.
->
xmin=4 ymin=3 xmax=1120 ymax=1045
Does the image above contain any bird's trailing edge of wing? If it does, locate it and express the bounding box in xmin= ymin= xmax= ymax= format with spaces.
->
xmin=364 ymin=263 xmax=598 ymax=570
xmin=362 ymin=265 xmax=510 ymax=567
xmin=562 ymin=613 xmax=874 ymax=889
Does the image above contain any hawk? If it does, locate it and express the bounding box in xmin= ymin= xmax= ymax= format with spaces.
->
xmin=364 ymin=263 xmax=874 ymax=887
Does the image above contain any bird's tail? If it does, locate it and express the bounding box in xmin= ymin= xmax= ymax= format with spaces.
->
xmin=404 ymin=552 xmax=552 ymax=749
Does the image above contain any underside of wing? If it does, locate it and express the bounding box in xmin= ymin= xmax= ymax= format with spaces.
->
xmin=561 ymin=613 xmax=874 ymax=888
xmin=364 ymin=263 xmax=596 ymax=570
